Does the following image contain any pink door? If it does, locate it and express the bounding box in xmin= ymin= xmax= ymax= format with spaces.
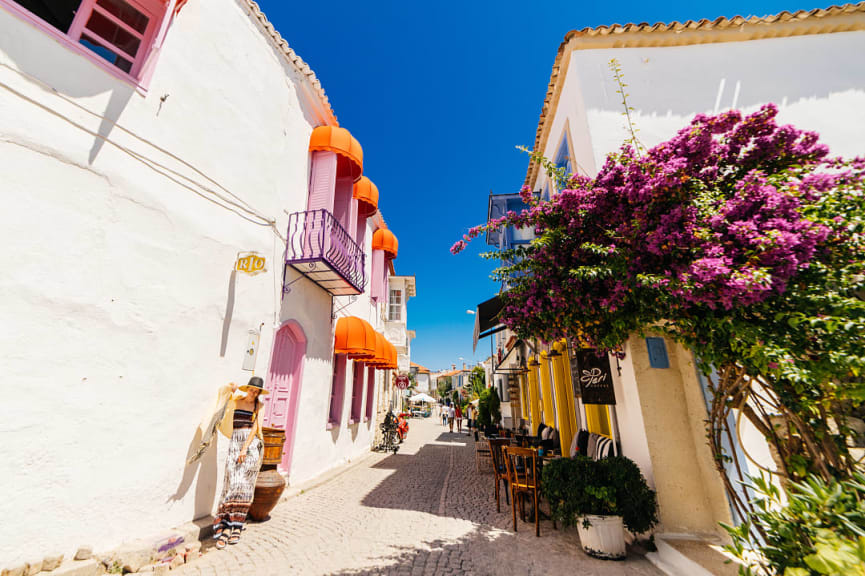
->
xmin=263 ymin=321 xmax=307 ymax=474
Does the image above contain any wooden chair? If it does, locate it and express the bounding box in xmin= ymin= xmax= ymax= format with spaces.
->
xmin=475 ymin=434 xmax=492 ymax=472
xmin=502 ymin=445 xmax=542 ymax=537
xmin=488 ymin=438 xmax=511 ymax=512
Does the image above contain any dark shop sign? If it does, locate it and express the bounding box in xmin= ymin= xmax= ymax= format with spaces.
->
xmin=574 ymin=349 xmax=616 ymax=405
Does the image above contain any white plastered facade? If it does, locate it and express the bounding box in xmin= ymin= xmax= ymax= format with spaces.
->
xmin=0 ymin=0 xmax=388 ymax=565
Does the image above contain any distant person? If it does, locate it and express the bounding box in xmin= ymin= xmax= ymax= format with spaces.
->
xmin=455 ymin=404 xmax=463 ymax=433
xmin=441 ymin=402 xmax=448 ymax=426
xmin=447 ymin=403 xmax=455 ymax=432
xmin=465 ymin=404 xmax=473 ymax=436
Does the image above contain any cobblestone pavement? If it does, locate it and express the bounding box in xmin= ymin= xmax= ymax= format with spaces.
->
xmin=176 ymin=418 xmax=662 ymax=576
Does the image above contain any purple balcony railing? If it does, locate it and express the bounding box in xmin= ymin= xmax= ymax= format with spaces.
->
xmin=284 ymin=209 xmax=366 ymax=296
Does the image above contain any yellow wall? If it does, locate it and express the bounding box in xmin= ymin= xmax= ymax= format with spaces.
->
xmin=539 ymin=352 xmax=556 ymax=427
xmin=551 ymin=349 xmax=574 ymax=453
xmin=628 ymin=334 xmax=732 ymax=537
xmin=527 ymin=358 xmax=542 ymax=432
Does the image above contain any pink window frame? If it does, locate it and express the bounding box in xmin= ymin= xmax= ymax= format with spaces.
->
xmin=327 ymin=353 xmax=347 ymax=428
xmin=364 ymin=366 xmax=375 ymax=422
xmin=349 ymin=361 xmax=364 ymax=424
xmin=0 ymin=0 xmax=175 ymax=89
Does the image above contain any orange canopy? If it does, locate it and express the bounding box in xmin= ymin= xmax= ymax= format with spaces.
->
xmin=372 ymin=228 xmax=398 ymax=259
xmin=334 ymin=316 xmax=375 ymax=358
xmin=385 ymin=340 xmax=398 ymax=370
xmin=353 ymin=177 xmax=379 ymax=217
xmin=309 ymin=126 xmax=363 ymax=182
xmin=361 ymin=331 xmax=385 ymax=367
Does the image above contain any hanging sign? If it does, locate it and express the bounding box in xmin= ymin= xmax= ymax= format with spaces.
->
xmin=395 ymin=375 xmax=410 ymax=390
xmin=236 ymin=252 xmax=267 ymax=276
xmin=242 ymin=329 xmax=260 ymax=372
xmin=575 ymin=349 xmax=616 ymax=405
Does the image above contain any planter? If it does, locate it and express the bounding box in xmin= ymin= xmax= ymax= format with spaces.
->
xmin=249 ymin=427 xmax=287 ymax=521
xmin=576 ymin=515 xmax=626 ymax=560
xmin=249 ymin=467 xmax=286 ymax=521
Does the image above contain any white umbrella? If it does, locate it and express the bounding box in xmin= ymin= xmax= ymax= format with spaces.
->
xmin=409 ymin=392 xmax=436 ymax=403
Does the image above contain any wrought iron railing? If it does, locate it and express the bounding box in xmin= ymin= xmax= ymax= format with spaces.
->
xmin=284 ymin=209 xmax=366 ymax=294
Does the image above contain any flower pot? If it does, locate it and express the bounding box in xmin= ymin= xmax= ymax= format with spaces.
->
xmin=576 ymin=515 xmax=626 ymax=560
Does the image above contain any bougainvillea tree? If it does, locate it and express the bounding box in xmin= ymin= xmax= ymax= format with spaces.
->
xmin=453 ymin=105 xmax=865 ymax=515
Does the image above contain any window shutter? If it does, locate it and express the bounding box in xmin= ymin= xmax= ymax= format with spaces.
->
xmin=332 ymin=176 xmax=353 ymax=233
xmin=371 ymin=250 xmax=384 ymax=302
xmin=308 ymin=151 xmax=337 ymax=212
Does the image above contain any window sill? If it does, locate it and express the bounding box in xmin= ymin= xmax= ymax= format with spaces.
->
xmin=0 ymin=1 xmax=150 ymax=93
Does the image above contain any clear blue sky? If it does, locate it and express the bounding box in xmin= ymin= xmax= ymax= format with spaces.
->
xmin=259 ymin=0 xmax=823 ymax=371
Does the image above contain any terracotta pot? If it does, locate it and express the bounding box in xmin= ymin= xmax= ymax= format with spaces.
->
xmin=576 ymin=515 xmax=626 ymax=560
xmin=261 ymin=427 xmax=286 ymax=467
xmin=249 ymin=467 xmax=286 ymax=521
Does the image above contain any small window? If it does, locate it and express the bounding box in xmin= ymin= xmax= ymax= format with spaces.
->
xmin=328 ymin=354 xmax=347 ymax=426
xmin=388 ymin=289 xmax=402 ymax=321
xmin=646 ymin=337 xmax=670 ymax=369
xmin=555 ymin=133 xmax=573 ymax=178
xmin=6 ymin=0 xmax=166 ymax=80
xmin=349 ymin=361 xmax=364 ymax=424
xmin=364 ymin=366 xmax=375 ymax=421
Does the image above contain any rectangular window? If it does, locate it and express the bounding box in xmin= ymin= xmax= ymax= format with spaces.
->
xmin=5 ymin=0 xmax=165 ymax=80
xmin=365 ymin=366 xmax=375 ymax=421
xmin=328 ymin=354 xmax=347 ymax=427
xmin=646 ymin=337 xmax=670 ymax=369
xmin=349 ymin=361 xmax=364 ymax=424
xmin=388 ymin=289 xmax=402 ymax=321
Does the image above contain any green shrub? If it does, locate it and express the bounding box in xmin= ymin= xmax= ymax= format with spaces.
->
xmin=477 ymin=387 xmax=502 ymax=430
xmin=542 ymin=455 xmax=658 ymax=534
xmin=723 ymin=473 xmax=865 ymax=576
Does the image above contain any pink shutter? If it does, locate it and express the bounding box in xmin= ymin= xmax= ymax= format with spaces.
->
xmin=355 ymin=214 xmax=367 ymax=250
xmin=372 ymin=250 xmax=384 ymax=302
xmin=332 ymin=177 xmax=353 ymax=233
xmin=350 ymin=361 xmax=364 ymax=423
xmin=328 ymin=354 xmax=347 ymax=426
xmin=383 ymin=258 xmax=390 ymax=301
xmin=308 ymin=151 xmax=337 ymax=212
xmin=348 ymin=198 xmax=358 ymax=241
xmin=365 ymin=366 xmax=375 ymax=420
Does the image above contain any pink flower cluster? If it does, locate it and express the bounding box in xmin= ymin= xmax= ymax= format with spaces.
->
xmin=452 ymin=104 xmax=865 ymax=345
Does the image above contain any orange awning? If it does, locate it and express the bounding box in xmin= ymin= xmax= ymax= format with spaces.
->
xmin=334 ymin=316 xmax=375 ymax=358
xmin=364 ymin=331 xmax=388 ymax=367
xmin=353 ymin=177 xmax=379 ymax=217
xmin=372 ymin=228 xmax=398 ymax=259
xmin=309 ymin=126 xmax=363 ymax=182
xmin=385 ymin=340 xmax=398 ymax=370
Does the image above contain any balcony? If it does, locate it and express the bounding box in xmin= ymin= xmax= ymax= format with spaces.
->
xmin=284 ymin=209 xmax=366 ymax=296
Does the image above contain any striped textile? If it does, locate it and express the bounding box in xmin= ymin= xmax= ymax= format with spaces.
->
xmin=214 ymin=427 xmax=262 ymax=533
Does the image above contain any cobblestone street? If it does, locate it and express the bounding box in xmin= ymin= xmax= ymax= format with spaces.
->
xmin=176 ymin=417 xmax=662 ymax=576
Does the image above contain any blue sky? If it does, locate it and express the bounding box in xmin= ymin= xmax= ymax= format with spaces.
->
xmin=259 ymin=0 xmax=823 ymax=371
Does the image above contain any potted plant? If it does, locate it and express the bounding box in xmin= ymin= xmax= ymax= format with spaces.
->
xmin=543 ymin=455 xmax=658 ymax=560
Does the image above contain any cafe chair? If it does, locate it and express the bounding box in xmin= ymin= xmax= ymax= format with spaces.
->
xmin=502 ymin=445 xmax=542 ymax=537
xmin=488 ymin=438 xmax=512 ymax=512
xmin=475 ymin=434 xmax=492 ymax=472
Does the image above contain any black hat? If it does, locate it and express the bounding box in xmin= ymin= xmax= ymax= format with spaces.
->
xmin=239 ymin=376 xmax=269 ymax=395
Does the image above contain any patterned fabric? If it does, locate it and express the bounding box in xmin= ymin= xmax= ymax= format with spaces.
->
xmin=214 ymin=427 xmax=262 ymax=533
xmin=233 ymin=409 xmax=254 ymax=429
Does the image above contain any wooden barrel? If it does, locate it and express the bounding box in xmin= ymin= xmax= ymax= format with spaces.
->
xmin=261 ymin=427 xmax=286 ymax=467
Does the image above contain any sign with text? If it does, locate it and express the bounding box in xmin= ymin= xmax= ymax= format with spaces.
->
xmin=574 ymin=349 xmax=616 ymax=405
xmin=236 ymin=252 xmax=267 ymax=276
xmin=395 ymin=375 xmax=410 ymax=390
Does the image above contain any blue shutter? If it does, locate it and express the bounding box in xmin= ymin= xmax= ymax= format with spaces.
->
xmin=646 ymin=337 xmax=670 ymax=369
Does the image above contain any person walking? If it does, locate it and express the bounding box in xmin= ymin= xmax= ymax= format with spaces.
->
xmin=455 ymin=403 xmax=463 ymax=434
xmin=205 ymin=377 xmax=268 ymax=549
xmin=441 ymin=401 xmax=448 ymax=426
xmin=447 ymin=403 xmax=455 ymax=432
xmin=465 ymin=404 xmax=473 ymax=436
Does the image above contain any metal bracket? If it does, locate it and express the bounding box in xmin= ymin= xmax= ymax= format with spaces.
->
xmin=331 ymin=295 xmax=359 ymax=319
xmin=282 ymin=263 xmax=315 ymax=298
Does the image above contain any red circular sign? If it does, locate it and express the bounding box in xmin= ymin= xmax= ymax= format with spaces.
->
xmin=395 ymin=375 xmax=410 ymax=389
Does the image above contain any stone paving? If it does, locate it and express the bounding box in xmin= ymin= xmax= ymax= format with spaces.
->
xmin=176 ymin=418 xmax=663 ymax=576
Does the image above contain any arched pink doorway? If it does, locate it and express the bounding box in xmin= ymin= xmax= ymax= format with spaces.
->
xmin=262 ymin=321 xmax=307 ymax=474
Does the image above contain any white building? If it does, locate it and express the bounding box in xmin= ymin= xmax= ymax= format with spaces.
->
xmin=520 ymin=3 xmax=865 ymax=568
xmin=410 ymin=362 xmax=431 ymax=393
xmin=0 ymin=0 xmax=405 ymax=567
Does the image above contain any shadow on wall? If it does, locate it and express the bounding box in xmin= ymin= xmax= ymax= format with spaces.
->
xmin=579 ymin=33 xmax=865 ymax=117
xmin=167 ymin=426 xmax=219 ymax=521
xmin=0 ymin=10 xmax=136 ymax=164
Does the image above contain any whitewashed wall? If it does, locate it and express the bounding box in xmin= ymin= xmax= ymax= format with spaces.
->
xmin=0 ymin=0 xmax=379 ymax=565
xmin=537 ymin=30 xmax=865 ymax=186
